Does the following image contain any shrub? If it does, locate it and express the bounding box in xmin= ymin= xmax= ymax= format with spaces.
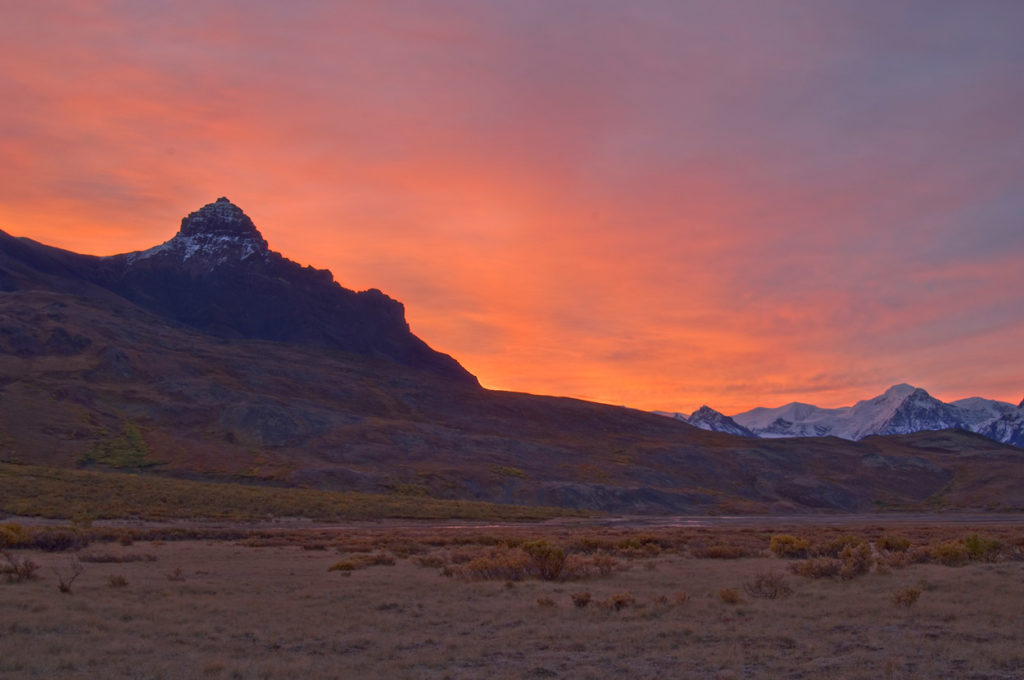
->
xmin=692 ymin=544 xmax=748 ymax=559
xmin=601 ymin=592 xmax=636 ymax=611
xmin=877 ymin=534 xmax=911 ymax=552
xmin=561 ymin=554 xmax=595 ymax=580
xmin=1 ymin=551 xmax=40 ymax=583
xmin=571 ymin=591 xmax=592 ymax=608
xmin=32 ymin=529 xmax=88 ymax=552
xmin=769 ymin=534 xmax=810 ymax=558
xmin=54 ymin=557 xmax=84 ymax=593
xmin=567 ymin=536 xmax=615 ymax=554
xmin=445 ymin=546 xmax=532 ymax=581
xmin=964 ymin=534 xmax=1002 ymax=561
xmin=818 ymin=535 xmax=867 ymax=558
xmin=931 ymin=541 xmax=969 ymax=567
xmin=0 ymin=523 xmax=30 ymax=549
xmin=592 ymin=554 xmax=620 ymax=576
xmin=880 ymin=551 xmax=913 ymax=570
xmin=522 ymin=540 xmax=566 ymax=580
xmin=107 ymin=574 xmax=128 ymax=588
xmin=536 ymin=596 xmax=556 ymax=608
xmin=790 ymin=557 xmax=843 ymax=579
xmin=838 ymin=543 xmax=873 ymax=580
xmin=412 ymin=553 xmax=446 ymax=569
xmin=718 ymin=588 xmax=742 ymax=605
xmin=891 ymin=586 xmax=922 ymax=608
xmin=328 ymin=560 xmax=359 ymax=573
xmin=362 ymin=551 xmax=396 ymax=566
xmin=744 ymin=571 xmax=793 ymax=600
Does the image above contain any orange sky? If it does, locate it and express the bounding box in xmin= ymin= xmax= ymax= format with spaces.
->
xmin=2 ymin=2 xmax=1023 ymax=414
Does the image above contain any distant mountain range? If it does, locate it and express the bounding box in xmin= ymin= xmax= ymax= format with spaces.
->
xmin=2 ymin=199 xmax=1024 ymax=514
xmin=661 ymin=383 xmax=1024 ymax=446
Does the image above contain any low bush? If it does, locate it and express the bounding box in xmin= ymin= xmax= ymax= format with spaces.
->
xmin=964 ymin=534 xmax=1002 ymax=562
xmin=692 ymin=544 xmax=748 ymax=559
xmin=536 ymin=596 xmax=556 ymax=608
xmin=54 ymin=557 xmax=84 ymax=593
xmin=522 ymin=540 xmax=565 ymax=580
xmin=744 ymin=571 xmax=793 ymax=600
xmin=601 ymin=592 xmax=636 ymax=611
xmin=0 ymin=522 xmax=30 ymax=549
xmin=877 ymin=534 xmax=912 ymax=552
xmin=931 ymin=540 xmax=969 ymax=567
xmin=107 ymin=574 xmax=128 ymax=588
xmin=718 ymin=588 xmax=742 ymax=605
xmin=412 ymin=553 xmax=446 ymax=569
xmin=838 ymin=543 xmax=873 ymax=580
xmin=790 ymin=557 xmax=843 ymax=579
xmin=891 ymin=586 xmax=922 ymax=608
xmin=818 ymin=535 xmax=867 ymax=559
xmin=1 ymin=551 xmax=40 ymax=583
xmin=769 ymin=534 xmax=810 ymax=558
xmin=571 ymin=591 xmax=592 ymax=608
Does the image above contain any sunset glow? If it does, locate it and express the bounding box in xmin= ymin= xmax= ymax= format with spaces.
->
xmin=2 ymin=2 xmax=1023 ymax=413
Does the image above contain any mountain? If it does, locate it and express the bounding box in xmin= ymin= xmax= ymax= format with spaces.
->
xmin=693 ymin=383 xmax=1024 ymax=445
xmin=0 ymin=198 xmax=474 ymax=384
xmin=685 ymin=406 xmax=755 ymax=437
xmin=2 ymin=200 xmax=1024 ymax=514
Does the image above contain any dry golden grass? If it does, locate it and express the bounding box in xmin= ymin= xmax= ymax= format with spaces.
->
xmin=1 ymin=522 xmax=1023 ymax=678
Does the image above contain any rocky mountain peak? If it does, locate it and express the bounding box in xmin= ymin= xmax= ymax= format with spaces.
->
xmin=130 ymin=198 xmax=269 ymax=265
xmin=179 ymin=197 xmax=262 ymax=239
xmin=687 ymin=405 xmax=755 ymax=437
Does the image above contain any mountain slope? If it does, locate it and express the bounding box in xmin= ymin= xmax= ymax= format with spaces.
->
xmin=0 ymin=198 xmax=474 ymax=384
xmin=2 ymin=201 xmax=1024 ymax=513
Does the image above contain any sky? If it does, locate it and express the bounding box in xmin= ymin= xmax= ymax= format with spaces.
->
xmin=2 ymin=1 xmax=1023 ymax=414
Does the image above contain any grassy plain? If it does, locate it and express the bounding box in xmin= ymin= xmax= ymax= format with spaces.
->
xmin=2 ymin=521 xmax=1024 ymax=679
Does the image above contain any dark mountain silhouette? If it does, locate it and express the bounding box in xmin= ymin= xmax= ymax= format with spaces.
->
xmin=0 ymin=198 xmax=474 ymax=383
xmin=1 ymin=199 xmax=1023 ymax=513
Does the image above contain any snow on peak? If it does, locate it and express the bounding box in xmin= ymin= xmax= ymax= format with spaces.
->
xmin=669 ymin=383 xmax=1024 ymax=445
xmin=127 ymin=198 xmax=270 ymax=266
xmin=687 ymin=405 xmax=755 ymax=437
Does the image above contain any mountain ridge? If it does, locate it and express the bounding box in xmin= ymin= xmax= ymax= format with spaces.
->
xmin=0 ymin=198 xmax=475 ymax=384
xmin=2 ymin=200 xmax=1024 ymax=514
xmin=671 ymin=384 xmax=1024 ymax=447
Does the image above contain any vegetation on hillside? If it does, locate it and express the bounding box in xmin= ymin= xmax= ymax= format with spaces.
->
xmin=0 ymin=463 xmax=581 ymax=522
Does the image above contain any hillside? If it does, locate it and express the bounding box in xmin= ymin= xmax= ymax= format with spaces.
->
xmin=2 ymin=200 xmax=1024 ymax=515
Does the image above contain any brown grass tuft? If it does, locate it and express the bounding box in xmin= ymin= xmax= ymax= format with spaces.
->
xmin=717 ymin=587 xmax=742 ymax=605
xmin=891 ymin=586 xmax=922 ymax=608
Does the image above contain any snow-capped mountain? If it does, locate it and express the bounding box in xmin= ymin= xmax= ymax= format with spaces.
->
xmin=979 ymin=408 xmax=1024 ymax=447
xmin=732 ymin=402 xmax=849 ymax=438
xmin=124 ymin=197 xmax=270 ymax=267
xmin=662 ymin=383 xmax=1023 ymax=446
xmin=685 ymin=406 xmax=755 ymax=437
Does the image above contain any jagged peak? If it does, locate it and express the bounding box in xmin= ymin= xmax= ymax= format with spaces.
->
xmin=129 ymin=198 xmax=270 ymax=265
xmin=178 ymin=197 xmax=263 ymax=240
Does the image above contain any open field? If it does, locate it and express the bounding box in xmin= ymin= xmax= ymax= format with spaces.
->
xmin=2 ymin=520 xmax=1024 ymax=679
